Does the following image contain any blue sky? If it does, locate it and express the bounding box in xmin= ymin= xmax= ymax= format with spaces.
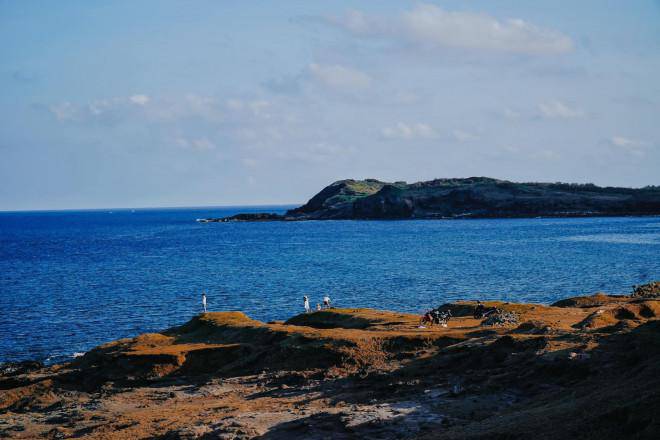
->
xmin=1 ymin=1 xmax=659 ymax=210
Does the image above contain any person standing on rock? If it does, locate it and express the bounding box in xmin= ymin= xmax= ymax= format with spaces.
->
xmin=323 ymin=295 xmax=331 ymax=309
xmin=303 ymin=295 xmax=310 ymax=313
xmin=202 ymin=291 xmax=207 ymax=313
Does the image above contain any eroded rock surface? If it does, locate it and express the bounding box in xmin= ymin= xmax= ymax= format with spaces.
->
xmin=2 ymin=289 xmax=660 ymax=439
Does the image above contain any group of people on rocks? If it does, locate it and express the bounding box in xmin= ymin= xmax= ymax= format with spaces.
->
xmin=200 ymin=292 xmax=333 ymax=314
xmin=472 ymin=301 xmax=499 ymax=319
xmin=303 ymin=294 xmax=332 ymax=313
xmin=418 ymin=301 xmax=501 ymax=328
xmin=419 ymin=308 xmax=452 ymax=327
xmin=201 ymin=291 xmax=496 ymax=329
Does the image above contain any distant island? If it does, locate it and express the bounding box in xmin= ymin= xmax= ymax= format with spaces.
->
xmin=199 ymin=177 xmax=660 ymax=222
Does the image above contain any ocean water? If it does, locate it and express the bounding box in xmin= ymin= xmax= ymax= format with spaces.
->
xmin=1 ymin=207 xmax=659 ymax=364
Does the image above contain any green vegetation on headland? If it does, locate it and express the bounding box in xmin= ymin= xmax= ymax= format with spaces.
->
xmin=200 ymin=177 xmax=660 ymax=222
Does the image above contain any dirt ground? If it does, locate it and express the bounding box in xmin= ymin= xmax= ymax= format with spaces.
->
xmin=2 ymin=289 xmax=660 ymax=439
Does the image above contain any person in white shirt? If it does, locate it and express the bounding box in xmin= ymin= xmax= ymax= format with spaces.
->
xmin=201 ymin=291 xmax=207 ymax=313
xmin=323 ymin=295 xmax=331 ymax=309
xmin=303 ymin=295 xmax=310 ymax=313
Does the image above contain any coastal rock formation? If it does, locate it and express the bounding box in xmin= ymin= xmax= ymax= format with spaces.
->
xmin=206 ymin=177 xmax=660 ymax=222
xmin=633 ymin=281 xmax=660 ymax=298
xmin=2 ymin=285 xmax=660 ymax=439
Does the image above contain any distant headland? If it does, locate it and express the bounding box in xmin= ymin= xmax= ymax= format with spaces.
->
xmin=198 ymin=177 xmax=660 ymax=222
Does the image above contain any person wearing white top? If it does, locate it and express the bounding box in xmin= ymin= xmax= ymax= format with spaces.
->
xmin=303 ymin=295 xmax=311 ymax=313
xmin=323 ymin=295 xmax=331 ymax=309
xmin=201 ymin=291 xmax=207 ymax=313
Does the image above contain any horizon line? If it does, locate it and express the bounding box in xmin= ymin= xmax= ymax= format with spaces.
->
xmin=0 ymin=202 xmax=300 ymax=214
xmin=2 ymin=177 xmax=658 ymax=213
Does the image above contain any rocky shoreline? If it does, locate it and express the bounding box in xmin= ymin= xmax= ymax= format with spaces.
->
xmin=2 ymin=282 xmax=660 ymax=439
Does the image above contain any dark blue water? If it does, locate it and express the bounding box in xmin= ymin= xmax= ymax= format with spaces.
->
xmin=1 ymin=207 xmax=659 ymax=363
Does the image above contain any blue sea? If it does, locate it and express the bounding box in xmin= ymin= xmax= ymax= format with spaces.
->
xmin=1 ymin=207 xmax=659 ymax=364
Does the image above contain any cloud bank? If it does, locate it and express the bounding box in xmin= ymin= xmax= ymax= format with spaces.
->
xmin=328 ymin=4 xmax=573 ymax=55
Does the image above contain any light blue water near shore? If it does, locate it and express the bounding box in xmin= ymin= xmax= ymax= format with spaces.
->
xmin=1 ymin=207 xmax=659 ymax=363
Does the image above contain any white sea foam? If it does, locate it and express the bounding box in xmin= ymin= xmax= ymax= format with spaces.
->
xmin=560 ymin=233 xmax=660 ymax=245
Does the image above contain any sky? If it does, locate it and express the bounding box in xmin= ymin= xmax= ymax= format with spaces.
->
xmin=1 ymin=1 xmax=659 ymax=210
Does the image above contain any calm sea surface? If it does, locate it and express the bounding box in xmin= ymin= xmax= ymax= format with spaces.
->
xmin=1 ymin=207 xmax=659 ymax=363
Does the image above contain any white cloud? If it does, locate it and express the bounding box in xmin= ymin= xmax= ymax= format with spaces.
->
xmin=226 ymin=99 xmax=271 ymax=117
xmin=50 ymin=98 xmax=130 ymax=122
xmin=49 ymin=94 xmax=224 ymax=124
xmin=141 ymin=94 xmax=222 ymax=123
xmin=502 ymin=108 xmax=521 ymax=119
xmin=538 ymin=100 xmax=585 ymax=119
xmin=328 ymin=9 xmax=379 ymax=36
xmin=452 ymin=129 xmax=479 ymax=142
xmin=275 ymin=142 xmax=357 ymax=164
xmin=534 ymin=149 xmax=560 ymax=160
xmin=129 ymin=94 xmax=150 ymax=106
xmin=242 ymin=157 xmax=258 ymax=168
xmin=328 ymin=4 xmax=573 ymax=55
xmin=176 ymin=137 xmax=216 ymax=152
xmin=49 ymin=102 xmax=77 ymax=121
xmin=501 ymin=145 xmax=521 ymax=154
xmin=382 ymin=122 xmax=437 ymax=140
xmin=194 ymin=138 xmax=216 ymax=151
xmin=610 ymin=136 xmax=649 ymax=157
xmin=610 ymin=136 xmax=642 ymax=148
xmin=402 ymin=5 xmax=573 ymax=54
xmin=393 ymin=91 xmax=419 ymax=104
xmin=180 ymin=94 xmax=222 ymax=122
xmin=308 ymin=63 xmax=371 ymax=91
